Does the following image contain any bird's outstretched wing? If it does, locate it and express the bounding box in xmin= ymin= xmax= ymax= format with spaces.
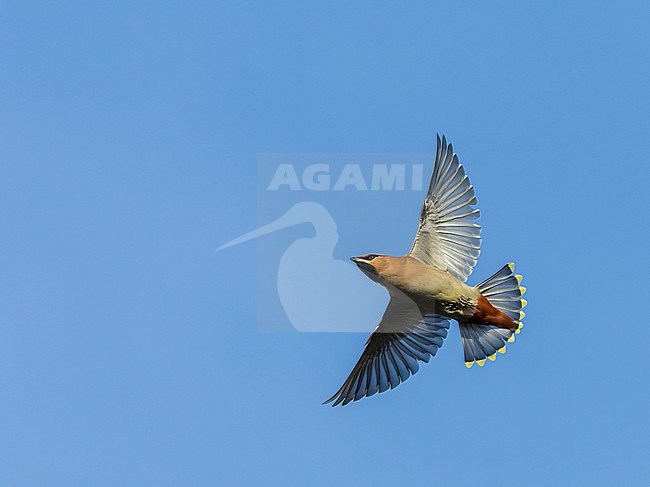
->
xmin=323 ymin=294 xmax=450 ymax=406
xmin=409 ymin=134 xmax=481 ymax=282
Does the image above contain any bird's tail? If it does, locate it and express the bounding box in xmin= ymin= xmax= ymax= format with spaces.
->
xmin=459 ymin=263 xmax=527 ymax=368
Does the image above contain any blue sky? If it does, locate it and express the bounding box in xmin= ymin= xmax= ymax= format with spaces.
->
xmin=1 ymin=1 xmax=649 ymax=485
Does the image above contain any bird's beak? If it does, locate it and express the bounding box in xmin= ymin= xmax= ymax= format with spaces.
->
xmin=350 ymin=255 xmax=380 ymax=278
xmin=217 ymin=210 xmax=300 ymax=251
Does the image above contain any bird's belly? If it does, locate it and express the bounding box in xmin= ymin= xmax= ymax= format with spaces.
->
xmin=399 ymin=275 xmax=478 ymax=321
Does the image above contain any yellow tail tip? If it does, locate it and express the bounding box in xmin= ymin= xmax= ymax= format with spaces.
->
xmin=465 ymin=361 xmax=474 ymax=368
xmin=520 ymin=310 xmax=526 ymax=320
xmin=488 ymin=353 xmax=497 ymax=361
xmin=477 ymin=359 xmax=486 ymax=367
xmin=498 ymin=346 xmax=507 ymax=354
xmin=507 ymin=262 xmax=515 ymax=272
xmin=519 ymin=286 xmax=527 ymax=296
xmin=507 ymin=335 xmax=515 ymax=343
xmin=515 ymin=274 xmax=523 ymax=284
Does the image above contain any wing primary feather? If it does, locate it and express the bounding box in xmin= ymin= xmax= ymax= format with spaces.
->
xmin=325 ymin=297 xmax=451 ymax=405
xmin=409 ymin=135 xmax=481 ymax=282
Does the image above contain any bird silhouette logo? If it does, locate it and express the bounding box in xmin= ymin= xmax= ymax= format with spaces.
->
xmin=217 ymin=201 xmax=384 ymax=333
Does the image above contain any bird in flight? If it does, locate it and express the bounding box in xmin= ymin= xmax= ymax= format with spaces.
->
xmin=324 ymin=135 xmax=527 ymax=406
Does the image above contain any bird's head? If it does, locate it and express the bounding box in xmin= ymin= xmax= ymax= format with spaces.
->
xmin=350 ymin=254 xmax=395 ymax=283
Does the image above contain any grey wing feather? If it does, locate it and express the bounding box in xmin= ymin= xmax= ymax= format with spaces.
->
xmin=323 ymin=295 xmax=450 ymax=407
xmin=409 ymin=134 xmax=482 ymax=282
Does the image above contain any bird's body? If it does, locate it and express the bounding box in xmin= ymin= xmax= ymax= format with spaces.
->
xmin=361 ymin=255 xmax=480 ymax=321
xmin=324 ymin=135 xmax=527 ymax=406
xmin=356 ymin=254 xmax=516 ymax=329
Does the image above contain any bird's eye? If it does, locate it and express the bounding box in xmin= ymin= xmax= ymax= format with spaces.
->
xmin=367 ymin=254 xmax=377 ymax=261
